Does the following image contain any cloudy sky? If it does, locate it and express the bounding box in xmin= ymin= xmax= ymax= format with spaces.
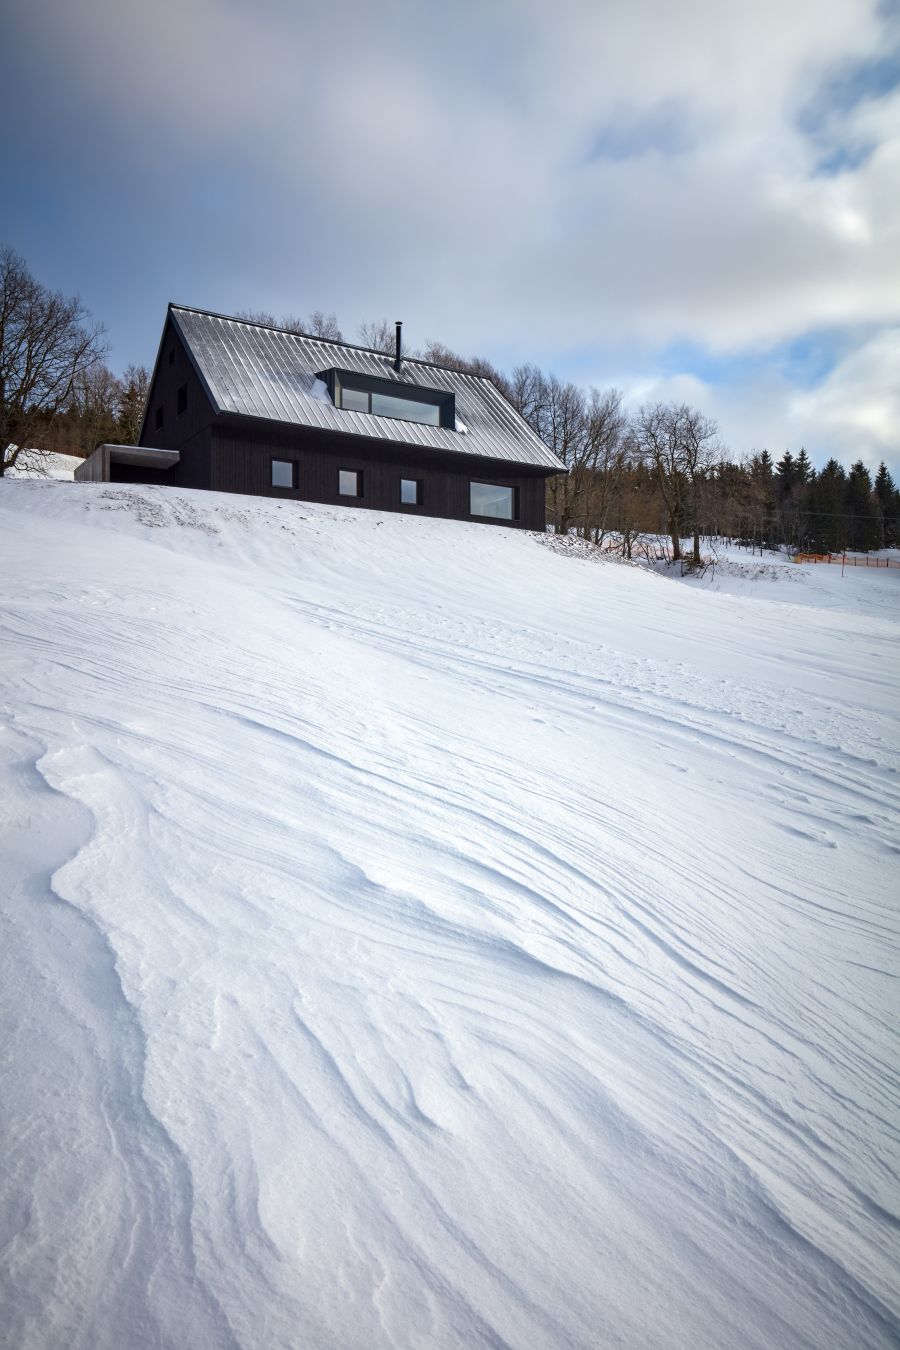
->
xmin=6 ymin=0 xmax=900 ymax=471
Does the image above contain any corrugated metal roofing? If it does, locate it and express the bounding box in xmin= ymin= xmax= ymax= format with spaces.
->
xmin=170 ymin=306 xmax=565 ymax=472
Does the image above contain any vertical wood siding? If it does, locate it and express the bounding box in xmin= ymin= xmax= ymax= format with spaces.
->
xmin=210 ymin=425 xmax=548 ymax=530
xmin=138 ymin=320 xmax=217 ymax=452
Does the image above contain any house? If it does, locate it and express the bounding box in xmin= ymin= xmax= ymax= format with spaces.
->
xmin=75 ymin=306 xmax=566 ymax=528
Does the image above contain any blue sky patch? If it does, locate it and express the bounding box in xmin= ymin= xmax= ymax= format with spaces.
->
xmin=799 ymin=49 xmax=900 ymax=138
xmin=586 ymin=101 xmax=695 ymax=162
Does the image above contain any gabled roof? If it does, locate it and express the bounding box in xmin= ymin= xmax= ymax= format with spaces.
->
xmin=168 ymin=305 xmax=565 ymax=472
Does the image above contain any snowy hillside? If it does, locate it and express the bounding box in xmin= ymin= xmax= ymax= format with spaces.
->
xmin=1 ymin=480 xmax=898 ymax=1350
xmin=4 ymin=450 xmax=81 ymax=480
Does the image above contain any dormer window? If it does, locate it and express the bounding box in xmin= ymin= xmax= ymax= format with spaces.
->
xmin=321 ymin=369 xmax=455 ymax=429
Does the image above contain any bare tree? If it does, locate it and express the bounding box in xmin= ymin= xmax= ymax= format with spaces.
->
xmin=236 ymin=308 xmax=278 ymax=327
xmin=615 ymin=451 xmax=662 ymax=559
xmin=117 ymin=363 xmax=150 ymax=444
xmin=238 ymin=308 xmax=344 ymax=340
xmin=632 ymin=401 xmax=721 ymax=566
xmin=633 ymin=402 xmax=688 ymax=562
xmin=0 ymin=246 xmax=107 ymax=475
xmin=304 ymin=310 xmax=343 ymax=341
xmin=67 ymin=363 xmax=121 ymax=456
xmin=357 ymin=318 xmax=396 ymax=354
xmin=582 ymin=388 xmax=629 ymax=545
xmin=273 ymin=313 xmax=303 ymax=332
xmin=680 ymin=406 xmax=720 ymax=565
xmin=418 ymin=340 xmax=511 ymax=397
xmin=507 ymin=365 xmax=591 ymax=534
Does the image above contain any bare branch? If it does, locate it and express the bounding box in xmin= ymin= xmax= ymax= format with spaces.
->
xmin=0 ymin=245 xmax=108 ymax=474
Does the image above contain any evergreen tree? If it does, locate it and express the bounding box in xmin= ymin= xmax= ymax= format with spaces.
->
xmin=774 ymin=451 xmax=801 ymax=546
xmin=845 ymin=461 xmax=878 ymax=551
xmin=749 ymin=450 xmax=774 ymax=480
xmin=809 ymin=459 xmax=847 ymax=553
xmin=787 ymin=448 xmax=816 ymax=550
xmin=746 ymin=451 xmax=775 ymax=542
xmin=795 ymin=447 xmax=814 ymax=486
xmin=874 ymin=462 xmax=900 ymax=548
xmin=774 ymin=450 xmax=796 ymax=501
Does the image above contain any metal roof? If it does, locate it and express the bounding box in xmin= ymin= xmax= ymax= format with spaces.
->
xmin=170 ymin=306 xmax=565 ymax=473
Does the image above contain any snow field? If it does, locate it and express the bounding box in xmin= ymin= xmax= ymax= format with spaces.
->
xmin=4 ymin=451 xmax=83 ymax=481
xmin=1 ymin=480 xmax=898 ymax=1349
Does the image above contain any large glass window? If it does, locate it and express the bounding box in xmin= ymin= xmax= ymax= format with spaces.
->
xmin=470 ymin=482 xmax=517 ymax=520
xmin=400 ymin=478 xmax=422 ymax=505
xmin=272 ymin=459 xmax=294 ymax=488
xmin=371 ymin=392 xmax=441 ymax=425
xmin=339 ymin=469 xmax=362 ymax=497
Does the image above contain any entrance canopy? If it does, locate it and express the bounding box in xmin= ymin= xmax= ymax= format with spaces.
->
xmin=74 ymin=444 xmax=180 ymax=482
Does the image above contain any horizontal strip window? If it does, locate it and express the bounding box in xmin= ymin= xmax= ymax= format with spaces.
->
xmin=271 ymin=459 xmax=297 ymax=488
xmin=373 ymin=391 xmax=440 ymax=425
xmin=321 ymin=368 xmax=455 ymax=429
xmin=339 ymin=468 xmax=363 ymax=497
xmin=400 ymin=478 xmax=422 ymax=506
xmin=470 ymin=482 xmax=518 ymax=520
xmin=341 ymin=385 xmax=440 ymax=426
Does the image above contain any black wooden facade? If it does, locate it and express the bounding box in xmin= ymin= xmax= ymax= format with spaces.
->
xmin=80 ymin=309 xmax=564 ymax=530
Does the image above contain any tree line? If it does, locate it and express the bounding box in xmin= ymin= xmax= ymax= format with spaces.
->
xmin=0 ymin=245 xmax=149 ymax=474
xmin=380 ymin=334 xmax=900 ymax=561
xmin=405 ymin=346 xmax=898 ymax=561
xmin=2 ymin=246 xmax=898 ymax=557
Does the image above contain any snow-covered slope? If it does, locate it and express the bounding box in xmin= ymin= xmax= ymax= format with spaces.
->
xmin=1 ymin=481 xmax=898 ymax=1350
xmin=4 ymin=450 xmax=81 ymax=480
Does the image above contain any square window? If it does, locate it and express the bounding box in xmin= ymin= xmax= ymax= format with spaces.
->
xmin=176 ymin=384 xmax=187 ymax=415
xmin=400 ymin=478 xmax=422 ymax=505
xmin=154 ymin=406 xmax=164 ymax=430
xmin=339 ymin=469 xmax=362 ymax=497
xmin=272 ymin=459 xmax=295 ymax=488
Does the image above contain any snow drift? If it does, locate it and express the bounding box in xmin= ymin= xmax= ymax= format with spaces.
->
xmin=1 ymin=480 xmax=898 ymax=1350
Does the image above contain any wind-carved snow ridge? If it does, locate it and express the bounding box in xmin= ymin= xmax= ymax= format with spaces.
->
xmin=1 ymin=479 xmax=899 ymax=1350
xmin=0 ymin=729 xmax=240 ymax=1350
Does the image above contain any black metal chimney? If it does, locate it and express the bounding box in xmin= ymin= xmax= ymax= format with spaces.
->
xmin=394 ymin=320 xmax=402 ymax=372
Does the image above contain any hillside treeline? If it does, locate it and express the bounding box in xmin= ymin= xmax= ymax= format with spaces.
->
xmin=417 ymin=342 xmax=900 ymax=560
xmin=31 ymin=363 xmax=151 ymax=459
xmin=513 ymin=383 xmax=900 ymax=558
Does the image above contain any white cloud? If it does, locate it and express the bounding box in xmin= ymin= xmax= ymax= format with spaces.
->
xmin=615 ymin=329 xmax=900 ymax=473
xmin=788 ymin=328 xmax=900 ymax=466
xmin=7 ymin=0 xmax=900 ymax=463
